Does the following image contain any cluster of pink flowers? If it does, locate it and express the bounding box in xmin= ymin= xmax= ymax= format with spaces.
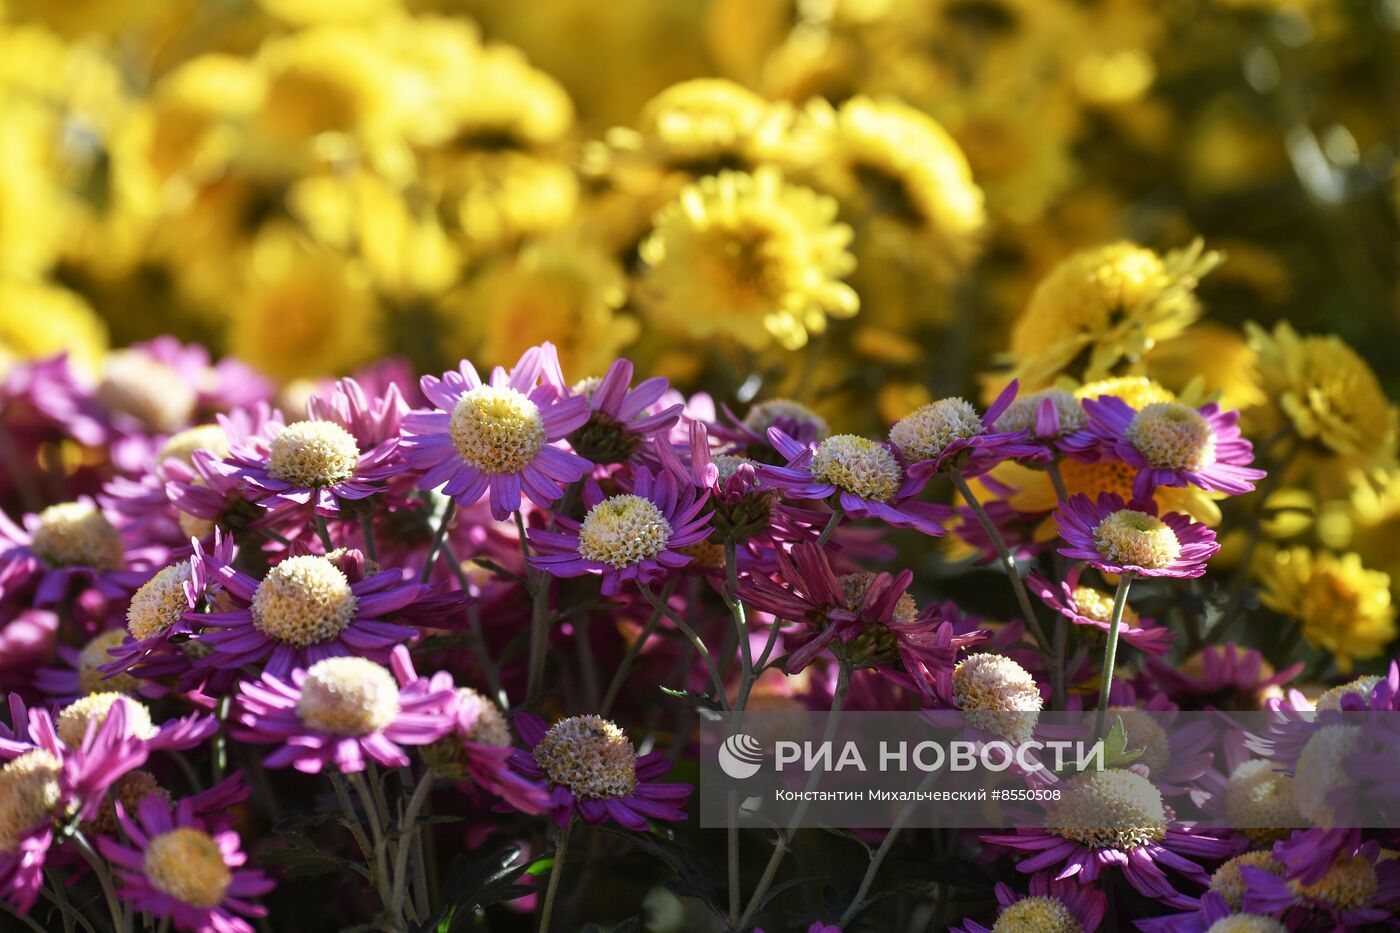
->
xmin=0 ymin=339 xmax=1394 ymax=932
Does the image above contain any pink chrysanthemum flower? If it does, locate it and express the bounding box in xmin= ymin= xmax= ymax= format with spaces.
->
xmin=402 ymin=344 xmax=593 ymax=520
xmin=511 ymin=713 xmax=691 ymax=830
xmin=568 ymin=358 xmax=682 ymax=466
xmin=991 ymin=388 xmax=1094 ymax=461
xmin=981 ymin=767 xmax=1238 ymax=908
xmin=528 ymin=469 xmax=711 ymax=595
xmin=162 ymin=405 xmax=288 ymax=543
xmin=1055 ymin=493 xmax=1218 ymax=578
xmin=391 ymin=650 xmax=548 ymax=814
xmin=98 ymin=796 xmax=274 ymax=933
xmin=1029 ymin=566 xmax=1174 ymax=656
xmin=0 ymin=498 xmax=151 ymax=608
xmin=227 ymin=379 xmax=405 ymax=519
xmin=891 ymin=381 xmax=1047 ymax=479
xmin=1075 ymin=396 xmax=1265 ymax=499
xmin=197 ymin=548 xmax=424 ymax=677
xmin=714 ymin=397 xmax=830 ymax=462
xmin=757 ymin=429 xmax=950 ymax=536
xmin=1242 ymin=841 xmax=1400 ymax=930
xmin=952 ymin=874 xmax=1107 ymax=933
xmin=233 ymin=650 xmax=455 ymax=773
xmin=0 ymin=694 xmax=149 ymax=911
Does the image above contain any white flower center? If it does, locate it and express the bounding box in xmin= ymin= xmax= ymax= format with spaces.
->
xmin=57 ymin=693 xmax=156 ymax=747
xmin=449 ymin=386 xmax=546 ymax=473
xmin=156 ymin=424 xmax=229 ymax=468
xmin=889 ymin=398 xmax=985 ymax=462
xmin=267 ymin=420 xmax=361 ymax=487
xmin=128 ymin=562 xmax=194 ymax=642
xmin=96 ymin=351 xmax=196 ymax=432
xmin=1047 ymin=769 xmax=1167 ymax=850
xmin=1125 ymin=402 xmax=1216 ymax=471
xmin=1092 ymin=509 xmax=1181 ymax=570
xmin=30 ymin=502 xmax=125 ymax=571
xmin=951 ymin=653 xmax=1042 ymax=743
xmin=992 ymin=897 xmax=1083 ymax=933
xmin=534 ymin=715 xmax=637 ymax=799
xmin=578 ymin=495 xmax=673 ymax=568
xmin=252 ymin=556 xmax=358 ymax=648
xmin=297 ymin=657 xmax=400 ymax=736
xmin=78 ymin=630 xmax=139 ymax=694
xmin=0 ymin=750 xmax=61 ymax=853
xmin=810 ymin=435 xmax=902 ymax=502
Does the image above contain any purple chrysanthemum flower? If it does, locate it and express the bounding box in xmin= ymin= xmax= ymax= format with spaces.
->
xmin=98 ymin=795 xmax=274 ymax=933
xmin=0 ymin=497 xmax=151 ymax=607
xmin=953 ymin=874 xmax=1107 ymax=932
xmin=511 ymin=713 xmax=691 ymax=830
xmin=1076 ymin=396 xmax=1266 ymax=500
xmin=197 ymin=548 xmax=423 ymax=677
xmin=714 ymin=397 xmax=830 ymax=463
xmin=891 ymin=381 xmax=1047 ymax=479
xmin=528 ymin=468 xmax=711 ymax=595
xmin=390 ymin=650 xmax=548 ymax=813
xmin=1029 ymin=566 xmax=1174 ymax=656
xmin=0 ymin=694 xmax=148 ymax=911
xmin=740 ymin=543 xmax=986 ymax=699
xmin=1134 ymin=891 xmax=1282 ymax=933
xmin=1242 ymin=840 xmax=1400 ymax=929
xmin=233 ymin=649 xmax=455 ymax=773
xmin=227 ymin=379 xmax=405 ymax=518
xmin=991 ymin=388 xmax=1094 ymax=460
xmin=162 ymin=404 xmax=288 ymax=543
xmin=0 ymin=355 xmax=107 ymax=448
xmin=1055 ymin=493 xmax=1218 ymax=578
xmin=982 ymin=766 xmax=1238 ymax=908
xmin=757 ymin=429 xmax=949 ymax=536
xmin=402 ymin=344 xmax=593 ymax=521
xmin=568 ymin=358 xmax=682 ymax=465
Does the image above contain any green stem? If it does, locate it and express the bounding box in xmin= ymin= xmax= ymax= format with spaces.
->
xmin=70 ymin=830 xmax=127 ymax=933
xmin=420 ymin=498 xmax=456 ymax=584
xmin=838 ymin=769 xmax=939 ymax=926
xmin=332 ymin=773 xmax=388 ymax=904
xmin=389 ymin=771 xmax=434 ymax=925
xmin=212 ymin=694 xmax=230 ymax=784
xmin=537 ymin=817 xmax=574 ymax=933
xmin=639 ymin=585 xmax=729 ymax=711
xmin=360 ymin=512 xmax=379 ymax=563
xmin=946 ymin=468 xmax=1053 ymax=658
xmin=0 ymin=901 xmax=45 ymax=933
xmin=313 ymin=514 xmax=335 ymax=552
xmin=815 ymin=507 xmax=843 ymax=547
xmin=517 ymin=511 xmax=553 ymax=707
xmin=1094 ymin=573 xmax=1134 ymax=736
xmin=737 ymin=654 xmax=852 ymax=929
xmin=599 ymin=580 xmax=675 ymax=716
xmin=350 ymin=772 xmax=394 ymax=909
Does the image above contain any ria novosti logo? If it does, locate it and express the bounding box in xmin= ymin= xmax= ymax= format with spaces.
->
xmin=717 ymin=733 xmax=764 ymax=779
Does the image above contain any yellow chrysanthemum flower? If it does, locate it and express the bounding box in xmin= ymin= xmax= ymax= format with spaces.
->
xmin=141 ymin=54 xmax=264 ymax=185
xmin=1245 ymin=321 xmax=1397 ymax=490
xmin=1257 ymin=547 xmax=1396 ymax=674
xmin=0 ymin=280 xmax=108 ymax=379
xmin=806 ymin=96 xmax=985 ymax=281
xmin=256 ymin=0 xmax=403 ymax=25
xmin=1009 ymin=239 xmax=1223 ymax=390
xmin=442 ymin=150 xmax=579 ymax=254
xmin=638 ymin=166 xmax=858 ymax=351
xmin=226 ymin=226 xmax=382 ymax=382
xmin=443 ymin=237 xmax=638 ymax=378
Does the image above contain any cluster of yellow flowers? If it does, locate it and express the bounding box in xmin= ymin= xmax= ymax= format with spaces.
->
xmin=0 ymin=0 xmax=1397 ymax=674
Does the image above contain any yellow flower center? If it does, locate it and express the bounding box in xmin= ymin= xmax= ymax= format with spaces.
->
xmin=1211 ymin=851 xmax=1284 ymax=909
xmin=1047 ymin=769 xmax=1167 ymax=850
xmin=156 ymin=425 xmax=229 ymax=468
xmin=449 ymin=386 xmax=546 ymax=474
xmin=677 ymin=539 xmax=727 ymax=569
xmin=458 ymin=688 xmax=511 ymax=747
xmin=128 ymin=562 xmax=194 ymax=642
xmin=742 ymin=399 xmax=829 ymax=441
xmin=951 ymin=653 xmax=1042 ymax=743
xmin=0 ymin=750 xmax=61 ymax=853
xmin=1092 ymin=510 xmax=1181 ymax=570
xmin=85 ymin=769 xmax=171 ymax=836
xmin=1204 ymin=918 xmax=1288 ymax=933
xmin=57 ymin=693 xmax=156 ymax=747
xmin=178 ymin=509 xmax=216 ymax=541
xmin=267 ymin=420 xmax=360 ymax=487
xmin=838 ymin=572 xmax=918 ymax=624
xmin=78 ymin=630 xmax=139 ymax=694
xmin=1125 ymin=403 xmax=1216 ymax=471
xmin=1315 ymin=675 xmax=1383 ymax=711
xmin=143 ymin=828 xmax=232 ymax=909
xmin=992 ymin=897 xmax=1083 ymax=933
xmin=810 ymin=435 xmax=902 ymax=502
xmin=297 ymin=657 xmax=400 ymax=736
xmin=995 ymin=390 xmax=1086 ymax=437
xmin=889 ymin=398 xmax=985 ymax=464
xmin=1070 ymin=586 xmax=1142 ymax=626
xmin=1291 ymin=854 xmax=1378 ymax=910
xmin=29 ymin=502 xmax=125 ymax=571
xmin=96 ymin=351 xmax=196 ymax=433
xmin=251 ymin=556 xmax=358 ymax=648
xmin=1225 ymin=760 xmax=1301 ymax=845
xmin=577 ymin=495 xmax=673 ymax=568
xmin=533 ymin=715 xmax=637 ymax=799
